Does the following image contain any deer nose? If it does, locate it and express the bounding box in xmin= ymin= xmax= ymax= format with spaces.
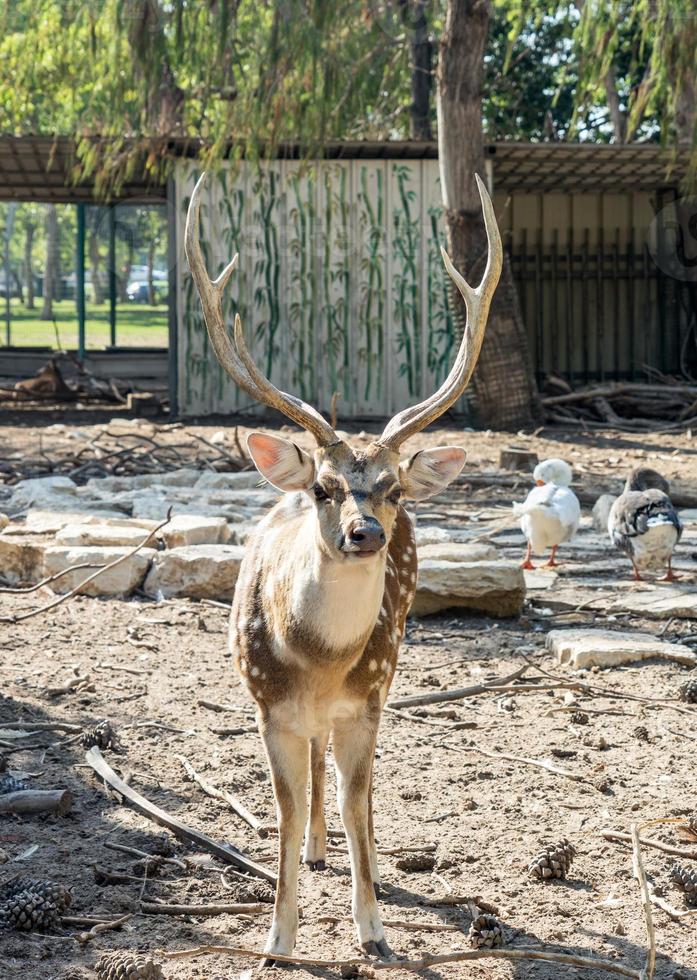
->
xmin=348 ymin=519 xmax=386 ymax=552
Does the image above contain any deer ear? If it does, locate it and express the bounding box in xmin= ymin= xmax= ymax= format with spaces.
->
xmin=400 ymin=446 xmax=466 ymax=501
xmin=246 ymin=432 xmax=315 ymax=491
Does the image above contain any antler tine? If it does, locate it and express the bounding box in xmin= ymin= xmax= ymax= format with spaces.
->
xmin=378 ymin=174 xmax=502 ymax=451
xmin=185 ymin=172 xmax=338 ymax=447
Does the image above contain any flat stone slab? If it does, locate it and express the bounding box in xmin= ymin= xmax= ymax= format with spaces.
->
xmin=43 ymin=546 xmax=156 ymax=597
xmin=412 ymin=559 xmax=525 ymax=618
xmin=609 ymin=588 xmax=697 ymax=620
xmin=417 ymin=542 xmax=497 ymax=563
xmin=9 ymin=476 xmax=77 ymax=514
xmin=143 ymin=544 xmax=246 ymax=600
xmin=194 ymin=471 xmax=263 ymax=491
xmin=546 ymin=628 xmax=697 ymax=669
xmin=414 ymin=526 xmax=453 ymax=546
xmin=55 ymin=524 xmax=155 ymax=548
xmin=11 ymin=511 xmax=149 ymax=534
xmin=159 ymin=515 xmax=232 ymax=549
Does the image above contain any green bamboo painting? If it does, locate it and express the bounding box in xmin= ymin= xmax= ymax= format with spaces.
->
xmin=392 ymin=164 xmax=420 ymax=397
xmin=358 ymin=165 xmax=384 ymax=402
xmin=178 ymin=159 xmax=461 ymax=418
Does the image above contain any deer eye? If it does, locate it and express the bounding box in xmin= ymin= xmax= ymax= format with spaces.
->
xmin=387 ymin=487 xmax=402 ymax=505
xmin=313 ymin=484 xmax=329 ymax=501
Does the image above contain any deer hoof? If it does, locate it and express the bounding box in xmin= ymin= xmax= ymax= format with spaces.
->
xmin=306 ymin=858 xmax=326 ymax=872
xmin=260 ymin=958 xmax=288 ymax=969
xmin=362 ymin=939 xmax=393 ymax=960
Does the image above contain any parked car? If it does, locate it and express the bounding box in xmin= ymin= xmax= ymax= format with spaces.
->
xmin=127 ymin=281 xmax=158 ymax=303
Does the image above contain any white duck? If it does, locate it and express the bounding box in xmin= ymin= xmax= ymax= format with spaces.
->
xmin=514 ymin=458 xmax=580 ymax=569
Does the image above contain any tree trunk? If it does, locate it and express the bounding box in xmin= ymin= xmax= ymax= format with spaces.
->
xmin=147 ymin=241 xmax=156 ymax=305
xmin=40 ymin=205 xmax=59 ymax=320
xmin=119 ymin=237 xmax=134 ymax=302
xmin=89 ymin=227 xmax=105 ymax=304
xmin=399 ymin=0 xmax=434 ymax=140
xmin=437 ymin=0 xmax=538 ymax=429
xmin=24 ymin=224 xmax=35 ymax=309
xmin=603 ymin=67 xmax=627 ymax=142
xmin=12 ymin=270 xmax=23 ymax=303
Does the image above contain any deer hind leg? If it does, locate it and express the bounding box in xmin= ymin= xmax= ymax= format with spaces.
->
xmin=303 ymin=732 xmax=328 ymax=871
xmin=260 ymin=724 xmax=309 ymax=961
xmin=333 ymin=716 xmax=392 ymax=958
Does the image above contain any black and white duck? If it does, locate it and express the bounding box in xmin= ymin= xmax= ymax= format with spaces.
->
xmin=607 ymin=467 xmax=682 ymax=581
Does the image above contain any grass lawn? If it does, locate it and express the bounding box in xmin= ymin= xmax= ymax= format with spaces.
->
xmin=1 ymin=298 xmax=168 ymax=349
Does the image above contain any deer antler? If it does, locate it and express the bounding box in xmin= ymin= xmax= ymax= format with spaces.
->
xmin=378 ymin=174 xmax=502 ymax=451
xmin=184 ymin=172 xmax=338 ymax=447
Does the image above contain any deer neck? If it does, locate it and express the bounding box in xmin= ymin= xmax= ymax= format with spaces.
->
xmin=268 ymin=511 xmax=387 ymax=657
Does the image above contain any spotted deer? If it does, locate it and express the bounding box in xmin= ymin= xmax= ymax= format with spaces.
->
xmin=185 ymin=172 xmax=502 ymax=962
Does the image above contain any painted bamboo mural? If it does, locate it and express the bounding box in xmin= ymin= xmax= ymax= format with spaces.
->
xmin=176 ymin=158 xmax=458 ymax=418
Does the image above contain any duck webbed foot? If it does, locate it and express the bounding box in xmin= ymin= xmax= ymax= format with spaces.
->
xmin=543 ymin=547 xmax=559 ymax=568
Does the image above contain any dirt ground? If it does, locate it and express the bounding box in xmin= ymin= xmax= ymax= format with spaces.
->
xmin=1 ymin=410 xmax=697 ymax=980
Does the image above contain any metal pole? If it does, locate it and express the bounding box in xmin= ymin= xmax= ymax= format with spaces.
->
xmin=4 ymin=202 xmax=17 ymax=347
xmin=166 ymin=178 xmax=179 ymax=417
xmin=108 ymin=204 xmax=117 ymax=346
xmin=76 ymin=203 xmax=86 ymax=359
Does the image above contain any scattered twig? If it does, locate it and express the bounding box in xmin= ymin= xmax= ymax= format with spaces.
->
xmin=441 ymin=741 xmax=595 ymax=787
xmin=0 ymin=720 xmax=82 ymax=733
xmin=161 ymin=943 xmax=641 ymax=977
xmin=74 ymin=912 xmax=133 ymax=945
xmin=142 ymin=900 xmax=269 ymax=917
xmin=388 ymin=665 xmax=529 ymax=709
xmin=103 ymin=840 xmax=187 ymax=871
xmin=318 ymin=915 xmax=461 ymax=933
xmin=85 ymin=746 xmax=276 ymax=883
xmin=177 ymin=754 xmax=265 ymax=836
xmin=43 ymin=673 xmax=92 ymax=698
xmin=0 ymin=562 xmax=105 ymax=595
xmin=0 ymin=511 xmax=172 ymax=624
xmin=602 ymin=829 xmax=697 ymax=860
xmin=631 ymin=824 xmax=656 ymax=980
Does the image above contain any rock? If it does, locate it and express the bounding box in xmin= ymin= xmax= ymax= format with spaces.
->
xmin=42 ymin=546 xmax=156 ymax=597
xmin=55 ymin=524 xmax=156 ymax=548
xmin=159 ymin=515 xmax=232 ymax=549
xmin=226 ymin=522 xmax=258 ymax=545
xmin=129 ymin=491 xmax=247 ymax=523
xmin=609 ymin=589 xmax=697 ymax=621
xmin=546 ymin=628 xmax=697 ymax=669
xmin=0 ymin=513 xmax=8 ymax=531
xmin=412 ymin=560 xmax=525 ymax=618
xmin=14 ymin=511 xmax=156 ymax=535
xmin=414 ymin=526 xmax=452 ymax=547
xmin=592 ymin=494 xmax=616 ymax=533
xmin=81 ymin=469 xmax=201 ymax=494
xmin=0 ymin=535 xmax=47 ymax=584
xmin=194 ymin=471 xmax=263 ymax=491
xmin=417 ymin=542 xmax=497 ymax=563
xmin=143 ymin=545 xmax=246 ymax=600
xmin=9 ymin=476 xmax=77 ymax=514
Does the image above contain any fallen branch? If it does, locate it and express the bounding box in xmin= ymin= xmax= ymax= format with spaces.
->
xmin=602 ymin=829 xmax=697 ymax=860
xmin=0 ymin=720 xmax=82 ymax=733
xmin=649 ymin=893 xmax=697 ymax=921
xmin=161 ymin=943 xmax=641 ymax=977
xmin=631 ymin=824 xmax=656 ymax=980
xmin=0 ymin=789 xmax=73 ymax=815
xmin=177 ymin=754 xmax=265 ymax=836
xmin=103 ymin=840 xmax=187 ymax=871
xmin=142 ymin=900 xmax=269 ymax=917
xmin=0 ymin=510 xmax=172 ymax=624
xmin=388 ymin=665 xmax=529 ymax=709
xmin=318 ymin=915 xmax=461 ymax=933
xmin=85 ymin=746 xmax=275 ymax=884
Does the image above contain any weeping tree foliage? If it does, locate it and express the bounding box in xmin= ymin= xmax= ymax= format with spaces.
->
xmin=0 ymin=0 xmax=417 ymax=192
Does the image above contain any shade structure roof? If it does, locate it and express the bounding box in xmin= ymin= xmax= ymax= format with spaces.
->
xmin=0 ymin=135 xmax=689 ymax=203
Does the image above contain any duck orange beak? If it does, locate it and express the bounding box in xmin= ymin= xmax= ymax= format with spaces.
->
xmin=535 ymin=479 xmax=545 ymax=486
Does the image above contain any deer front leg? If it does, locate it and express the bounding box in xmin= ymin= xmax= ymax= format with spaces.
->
xmin=367 ymin=770 xmax=380 ymax=895
xmin=333 ymin=714 xmax=392 ymax=959
xmin=260 ymin=724 xmax=309 ymax=962
xmin=303 ymin=732 xmax=328 ymax=871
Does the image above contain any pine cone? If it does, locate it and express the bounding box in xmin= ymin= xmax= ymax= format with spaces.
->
xmin=680 ymin=678 xmax=697 ymax=705
xmin=529 ymin=838 xmax=577 ymax=881
xmin=0 ymin=889 xmax=61 ymax=932
xmin=688 ymin=813 xmax=697 ymax=836
xmin=634 ymin=725 xmax=650 ymax=742
xmin=95 ymin=951 xmax=164 ymax=980
xmin=468 ymin=912 xmax=505 ymax=949
xmin=80 ymin=720 xmax=117 ymax=751
xmin=3 ymin=877 xmax=72 ymax=911
xmin=569 ymin=711 xmax=589 ymax=726
xmin=671 ymin=863 xmax=697 ymax=905
xmin=0 ymin=773 xmax=28 ymax=795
